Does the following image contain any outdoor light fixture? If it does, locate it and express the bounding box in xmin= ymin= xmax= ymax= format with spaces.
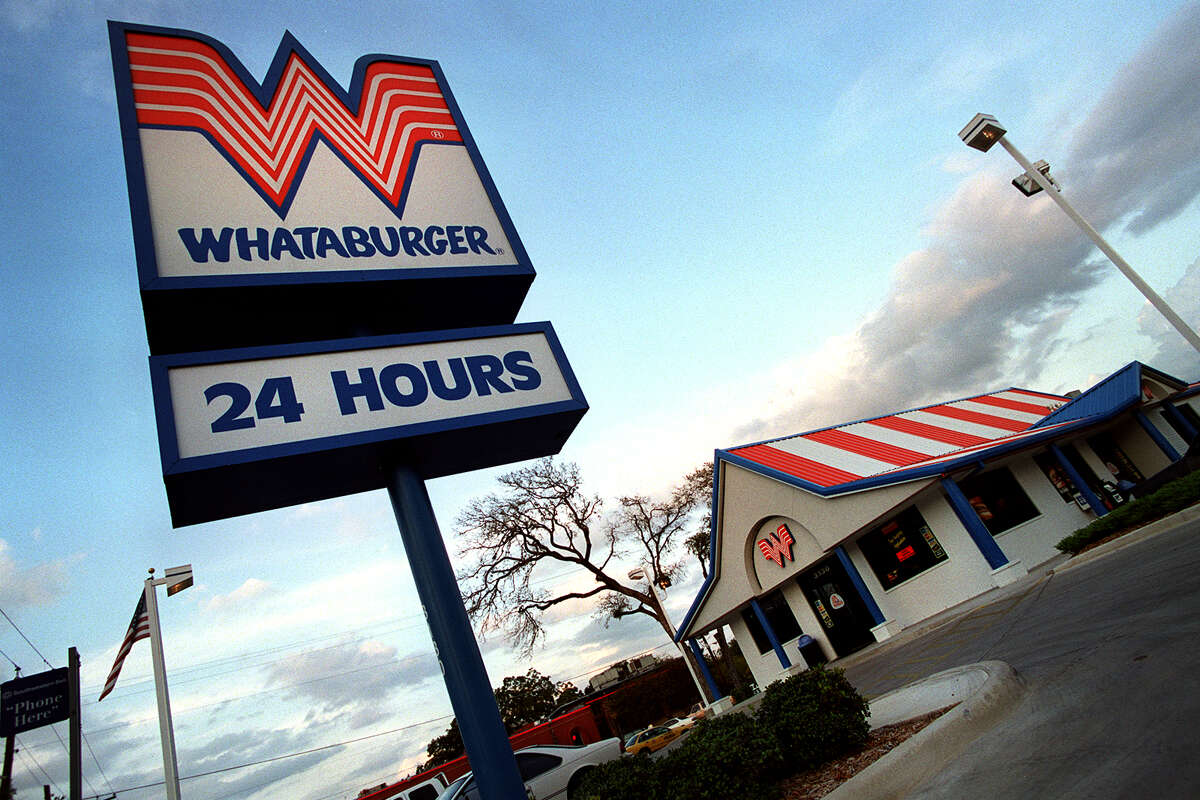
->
xmin=959 ymin=113 xmax=1200 ymax=354
xmin=629 ymin=565 xmax=708 ymax=700
xmin=163 ymin=564 xmax=194 ymax=597
xmin=1012 ymin=160 xmax=1058 ymax=197
xmin=958 ymin=113 xmax=1007 ymax=152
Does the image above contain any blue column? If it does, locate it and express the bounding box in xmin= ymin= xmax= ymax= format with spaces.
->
xmin=940 ymin=477 xmax=1010 ymax=569
xmin=387 ymin=465 xmax=526 ymax=800
xmin=1050 ymin=444 xmax=1108 ymax=517
xmin=749 ymin=597 xmax=792 ymax=669
xmin=1136 ymin=410 xmax=1181 ymax=462
xmin=687 ymin=638 xmax=723 ymax=700
xmin=1162 ymin=403 xmax=1198 ymax=444
xmin=834 ymin=547 xmax=885 ymax=626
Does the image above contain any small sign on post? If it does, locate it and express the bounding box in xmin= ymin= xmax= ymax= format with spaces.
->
xmin=1 ymin=669 xmax=70 ymax=737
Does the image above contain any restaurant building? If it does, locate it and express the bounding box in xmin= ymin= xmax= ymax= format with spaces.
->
xmin=675 ymin=361 xmax=1199 ymax=693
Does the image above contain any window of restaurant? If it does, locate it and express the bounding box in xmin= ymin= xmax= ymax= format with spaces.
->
xmin=739 ymin=589 xmax=803 ymax=654
xmin=1087 ymin=432 xmax=1145 ymax=485
xmin=857 ymin=506 xmax=948 ymax=590
xmin=957 ymin=467 xmax=1041 ymax=535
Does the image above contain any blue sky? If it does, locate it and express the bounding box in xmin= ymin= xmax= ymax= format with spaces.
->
xmin=3 ymin=2 xmax=1199 ymax=799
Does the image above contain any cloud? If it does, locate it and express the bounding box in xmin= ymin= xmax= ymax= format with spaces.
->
xmin=0 ymin=538 xmax=66 ymax=607
xmin=1138 ymin=254 xmax=1200 ymax=378
xmin=733 ymin=4 xmax=1200 ymax=443
xmin=264 ymin=640 xmax=441 ymax=729
xmin=204 ymin=578 xmax=272 ymax=613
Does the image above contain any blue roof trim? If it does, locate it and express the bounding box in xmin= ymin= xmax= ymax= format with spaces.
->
xmin=676 ymin=452 xmax=723 ymax=642
xmin=1033 ymin=361 xmax=1187 ymax=428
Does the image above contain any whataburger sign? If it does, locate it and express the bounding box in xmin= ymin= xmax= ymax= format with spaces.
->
xmin=109 ymin=21 xmax=586 ymax=526
xmin=109 ymin=21 xmax=535 ymax=355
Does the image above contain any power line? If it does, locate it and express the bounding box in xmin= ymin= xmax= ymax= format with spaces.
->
xmin=0 ymin=606 xmax=54 ymax=669
xmin=81 ymin=714 xmax=453 ymax=799
xmin=0 ymin=645 xmax=20 ymax=673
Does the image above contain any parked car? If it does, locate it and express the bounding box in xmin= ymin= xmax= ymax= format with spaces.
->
xmin=623 ymin=725 xmax=684 ymax=755
xmin=686 ymin=702 xmax=707 ymax=722
xmin=664 ymin=716 xmax=696 ymax=732
xmin=433 ymin=739 xmax=622 ymax=800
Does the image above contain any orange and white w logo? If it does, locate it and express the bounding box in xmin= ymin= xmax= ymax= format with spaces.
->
xmin=757 ymin=524 xmax=795 ymax=567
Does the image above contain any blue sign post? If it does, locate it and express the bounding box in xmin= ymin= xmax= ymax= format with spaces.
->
xmin=109 ymin=21 xmax=586 ymax=799
xmin=389 ymin=465 xmax=526 ymax=799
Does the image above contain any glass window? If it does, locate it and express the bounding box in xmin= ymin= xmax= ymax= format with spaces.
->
xmin=857 ymin=507 xmax=948 ymax=590
xmin=408 ymin=786 xmax=440 ymax=800
xmin=1087 ymin=432 xmax=1145 ymax=485
xmin=515 ymin=752 xmax=562 ymax=780
xmin=739 ymin=589 xmax=802 ymax=654
xmin=957 ymin=467 xmax=1040 ymax=535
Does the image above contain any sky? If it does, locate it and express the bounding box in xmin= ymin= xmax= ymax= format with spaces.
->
xmin=2 ymin=2 xmax=1199 ymax=799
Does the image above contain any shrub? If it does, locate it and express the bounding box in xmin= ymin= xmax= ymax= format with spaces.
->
xmin=575 ymin=666 xmax=871 ymax=800
xmin=755 ymin=665 xmax=870 ymax=770
xmin=658 ymin=712 xmax=785 ymax=800
xmin=1056 ymin=469 xmax=1200 ymax=554
xmin=572 ymin=751 xmax=663 ymax=800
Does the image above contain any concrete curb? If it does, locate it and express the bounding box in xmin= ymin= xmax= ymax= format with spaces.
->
xmin=823 ymin=661 xmax=1026 ymax=800
xmin=1051 ymin=501 xmax=1200 ymax=575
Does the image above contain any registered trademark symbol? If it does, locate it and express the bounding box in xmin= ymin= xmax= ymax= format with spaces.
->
xmin=431 ymin=130 xmax=445 ymax=139
xmin=495 ymin=247 xmax=504 ymax=254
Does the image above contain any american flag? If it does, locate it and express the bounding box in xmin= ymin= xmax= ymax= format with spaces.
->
xmin=98 ymin=593 xmax=150 ymax=701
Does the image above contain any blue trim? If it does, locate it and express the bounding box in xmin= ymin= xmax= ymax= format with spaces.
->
xmin=1136 ymin=411 xmax=1181 ymax=461
xmin=675 ymin=454 xmax=722 ymax=641
xmin=940 ymin=477 xmax=1009 ymax=569
xmin=749 ymin=598 xmax=792 ymax=670
xmin=1050 ymin=444 xmax=1107 ymax=517
xmin=1162 ymin=403 xmax=1199 ymax=443
xmin=387 ymin=465 xmax=527 ymax=800
xmin=834 ymin=547 xmax=884 ymax=626
xmin=717 ymin=415 xmax=1103 ymax=499
xmin=107 ymin=20 xmax=533 ymax=290
xmin=149 ymin=321 xmax=584 ymax=475
xmin=687 ymin=639 xmax=723 ymax=700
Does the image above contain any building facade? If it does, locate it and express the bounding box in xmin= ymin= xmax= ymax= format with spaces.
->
xmin=675 ymin=362 xmax=1199 ymax=693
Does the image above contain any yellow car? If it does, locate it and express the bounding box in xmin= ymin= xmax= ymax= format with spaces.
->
xmin=624 ymin=725 xmax=684 ymax=755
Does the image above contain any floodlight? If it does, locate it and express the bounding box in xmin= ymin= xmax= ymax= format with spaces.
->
xmin=959 ymin=113 xmax=1006 ymax=152
xmin=1012 ymin=160 xmax=1057 ymax=196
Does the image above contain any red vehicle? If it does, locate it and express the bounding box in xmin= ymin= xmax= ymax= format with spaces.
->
xmin=356 ymin=702 xmax=613 ymax=800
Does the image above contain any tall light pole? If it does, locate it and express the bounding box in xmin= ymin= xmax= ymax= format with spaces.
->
xmin=627 ymin=567 xmax=711 ymax=703
xmin=959 ymin=113 xmax=1200 ymax=354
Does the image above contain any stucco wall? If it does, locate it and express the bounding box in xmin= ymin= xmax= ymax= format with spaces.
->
xmin=843 ymin=490 xmax=996 ymax=630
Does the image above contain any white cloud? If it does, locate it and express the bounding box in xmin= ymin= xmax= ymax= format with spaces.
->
xmin=203 ymin=577 xmax=272 ymax=613
xmin=0 ymin=538 xmax=66 ymax=607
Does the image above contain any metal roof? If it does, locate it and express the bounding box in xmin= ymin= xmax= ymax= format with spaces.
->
xmin=723 ymin=388 xmax=1071 ymax=495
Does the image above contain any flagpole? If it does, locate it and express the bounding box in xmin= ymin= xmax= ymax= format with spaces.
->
xmin=144 ymin=570 xmax=183 ymax=800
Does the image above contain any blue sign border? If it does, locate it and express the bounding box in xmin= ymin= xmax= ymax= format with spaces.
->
xmin=108 ymin=20 xmax=536 ymax=353
xmin=149 ymin=322 xmax=587 ymax=526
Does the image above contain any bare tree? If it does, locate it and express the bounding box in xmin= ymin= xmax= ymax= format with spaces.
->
xmin=454 ymin=458 xmax=714 ymax=699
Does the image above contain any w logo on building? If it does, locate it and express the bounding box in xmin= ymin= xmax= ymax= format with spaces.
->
xmin=112 ymin=24 xmax=465 ymax=218
xmin=758 ymin=524 xmax=795 ymax=567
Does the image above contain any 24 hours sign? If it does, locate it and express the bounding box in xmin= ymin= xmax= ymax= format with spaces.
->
xmin=150 ymin=322 xmax=586 ymax=526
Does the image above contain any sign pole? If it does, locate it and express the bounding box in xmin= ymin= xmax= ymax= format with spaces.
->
xmin=68 ymin=648 xmax=81 ymax=800
xmin=143 ymin=576 xmax=183 ymax=800
xmin=386 ymin=464 xmax=527 ymax=800
xmin=1 ymin=731 xmax=12 ymax=800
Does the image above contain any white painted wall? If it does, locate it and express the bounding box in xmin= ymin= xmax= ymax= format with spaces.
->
xmin=844 ymin=490 xmax=996 ymax=630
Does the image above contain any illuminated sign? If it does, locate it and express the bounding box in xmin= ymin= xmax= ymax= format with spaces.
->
xmin=757 ymin=523 xmax=795 ymax=567
xmin=150 ymin=322 xmax=586 ymax=525
xmin=109 ymin=21 xmax=534 ymax=353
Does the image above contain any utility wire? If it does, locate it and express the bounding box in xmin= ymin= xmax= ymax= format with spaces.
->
xmin=81 ymin=714 xmax=453 ymax=799
xmin=0 ymin=606 xmax=54 ymax=668
xmin=0 ymin=645 xmax=20 ymax=673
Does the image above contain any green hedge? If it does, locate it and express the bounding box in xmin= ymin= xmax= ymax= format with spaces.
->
xmin=1055 ymin=469 xmax=1200 ymax=555
xmin=575 ymin=666 xmax=869 ymax=800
